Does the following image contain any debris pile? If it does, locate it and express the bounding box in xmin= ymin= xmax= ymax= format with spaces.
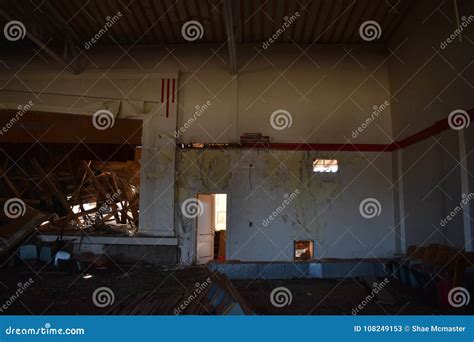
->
xmin=0 ymin=156 xmax=140 ymax=244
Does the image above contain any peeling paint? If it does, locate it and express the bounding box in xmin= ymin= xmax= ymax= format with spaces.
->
xmin=172 ymin=149 xmax=393 ymax=262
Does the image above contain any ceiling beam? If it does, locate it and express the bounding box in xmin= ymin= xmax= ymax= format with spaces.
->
xmin=0 ymin=109 xmax=142 ymax=145
xmin=234 ymin=0 xmax=243 ymax=44
xmin=223 ymin=0 xmax=238 ymax=75
xmin=0 ymin=9 xmax=81 ymax=74
xmin=44 ymin=1 xmax=81 ymax=43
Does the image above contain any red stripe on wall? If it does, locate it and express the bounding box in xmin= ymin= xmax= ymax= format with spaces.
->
xmin=179 ymin=108 xmax=473 ymax=152
xmin=161 ymin=79 xmax=164 ymax=103
xmin=172 ymin=79 xmax=175 ymax=103
xmin=392 ymin=117 xmax=451 ymax=150
xmin=166 ymin=79 xmax=170 ymax=118
xmin=240 ymin=143 xmax=394 ymax=152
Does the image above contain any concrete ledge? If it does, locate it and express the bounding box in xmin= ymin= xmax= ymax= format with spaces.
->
xmin=37 ymin=234 xmax=179 ymax=265
xmin=106 ymin=245 xmax=178 ymax=264
xmin=208 ymin=261 xmax=387 ymax=280
xmin=38 ymin=234 xmax=178 ymax=246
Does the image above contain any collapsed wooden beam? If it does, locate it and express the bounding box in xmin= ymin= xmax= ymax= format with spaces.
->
xmin=0 ymin=206 xmax=46 ymax=258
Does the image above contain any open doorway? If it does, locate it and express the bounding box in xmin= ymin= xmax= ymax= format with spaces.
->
xmin=195 ymin=193 xmax=227 ymax=264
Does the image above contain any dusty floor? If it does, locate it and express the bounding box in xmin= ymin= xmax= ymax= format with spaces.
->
xmin=233 ymin=278 xmax=473 ymax=315
xmin=0 ymin=264 xmax=211 ymax=315
xmin=0 ymin=264 xmax=471 ymax=315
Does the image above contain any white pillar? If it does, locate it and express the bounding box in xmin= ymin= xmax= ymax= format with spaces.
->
xmin=139 ymin=76 xmax=178 ymax=237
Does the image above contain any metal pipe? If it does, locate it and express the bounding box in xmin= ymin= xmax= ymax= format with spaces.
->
xmin=453 ymin=0 xmax=462 ymax=42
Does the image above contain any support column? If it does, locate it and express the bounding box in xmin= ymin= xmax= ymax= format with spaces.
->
xmin=397 ymin=149 xmax=407 ymax=253
xmin=139 ymin=76 xmax=178 ymax=237
xmin=458 ymin=130 xmax=472 ymax=251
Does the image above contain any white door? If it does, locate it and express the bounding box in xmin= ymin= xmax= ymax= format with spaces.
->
xmin=196 ymin=194 xmax=214 ymax=264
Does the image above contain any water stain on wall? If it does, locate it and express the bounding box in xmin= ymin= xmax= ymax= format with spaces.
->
xmin=173 ymin=148 xmax=368 ymax=262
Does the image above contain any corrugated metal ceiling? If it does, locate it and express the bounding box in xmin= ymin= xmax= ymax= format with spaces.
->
xmin=0 ymin=0 xmax=413 ymax=46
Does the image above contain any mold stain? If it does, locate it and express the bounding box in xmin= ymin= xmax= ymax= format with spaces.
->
xmin=173 ymin=149 xmax=364 ymax=262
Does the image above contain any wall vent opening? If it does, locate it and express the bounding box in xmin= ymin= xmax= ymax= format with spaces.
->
xmin=294 ymin=240 xmax=314 ymax=261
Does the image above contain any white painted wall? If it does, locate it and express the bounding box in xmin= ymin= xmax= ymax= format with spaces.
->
xmin=387 ymin=0 xmax=473 ymax=250
xmin=388 ymin=0 xmax=474 ymax=138
xmin=400 ymin=131 xmax=464 ymax=248
xmin=176 ymin=149 xmax=395 ymax=262
xmin=0 ymin=44 xmax=393 ymax=144
xmin=227 ymin=150 xmax=395 ymax=261
xmin=0 ymin=41 xmax=397 ymax=262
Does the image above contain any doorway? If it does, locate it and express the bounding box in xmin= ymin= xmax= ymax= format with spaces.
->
xmin=195 ymin=193 xmax=227 ymax=264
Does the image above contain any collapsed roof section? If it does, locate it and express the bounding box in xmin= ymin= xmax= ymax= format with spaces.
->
xmin=0 ymin=108 xmax=143 ymax=254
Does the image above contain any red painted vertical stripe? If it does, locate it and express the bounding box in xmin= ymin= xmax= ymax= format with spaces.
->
xmin=166 ymin=79 xmax=170 ymax=118
xmin=172 ymin=79 xmax=175 ymax=103
xmin=160 ymin=79 xmax=164 ymax=103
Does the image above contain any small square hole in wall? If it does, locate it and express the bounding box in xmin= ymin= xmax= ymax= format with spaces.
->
xmin=294 ymin=240 xmax=314 ymax=261
xmin=313 ymin=159 xmax=338 ymax=173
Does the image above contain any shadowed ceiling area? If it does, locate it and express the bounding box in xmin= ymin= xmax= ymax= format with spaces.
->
xmin=0 ymin=0 xmax=413 ymax=46
xmin=0 ymin=0 xmax=472 ymax=323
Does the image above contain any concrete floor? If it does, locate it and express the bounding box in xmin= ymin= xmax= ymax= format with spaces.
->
xmin=0 ymin=264 xmax=471 ymax=315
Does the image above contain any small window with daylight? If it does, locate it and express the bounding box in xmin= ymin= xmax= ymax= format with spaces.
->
xmin=313 ymin=159 xmax=338 ymax=173
xmin=294 ymin=240 xmax=314 ymax=261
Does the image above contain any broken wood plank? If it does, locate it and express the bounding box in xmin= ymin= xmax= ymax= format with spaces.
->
xmin=31 ymin=159 xmax=82 ymax=227
xmin=81 ymin=161 xmax=121 ymax=223
xmin=0 ymin=166 xmax=21 ymax=198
